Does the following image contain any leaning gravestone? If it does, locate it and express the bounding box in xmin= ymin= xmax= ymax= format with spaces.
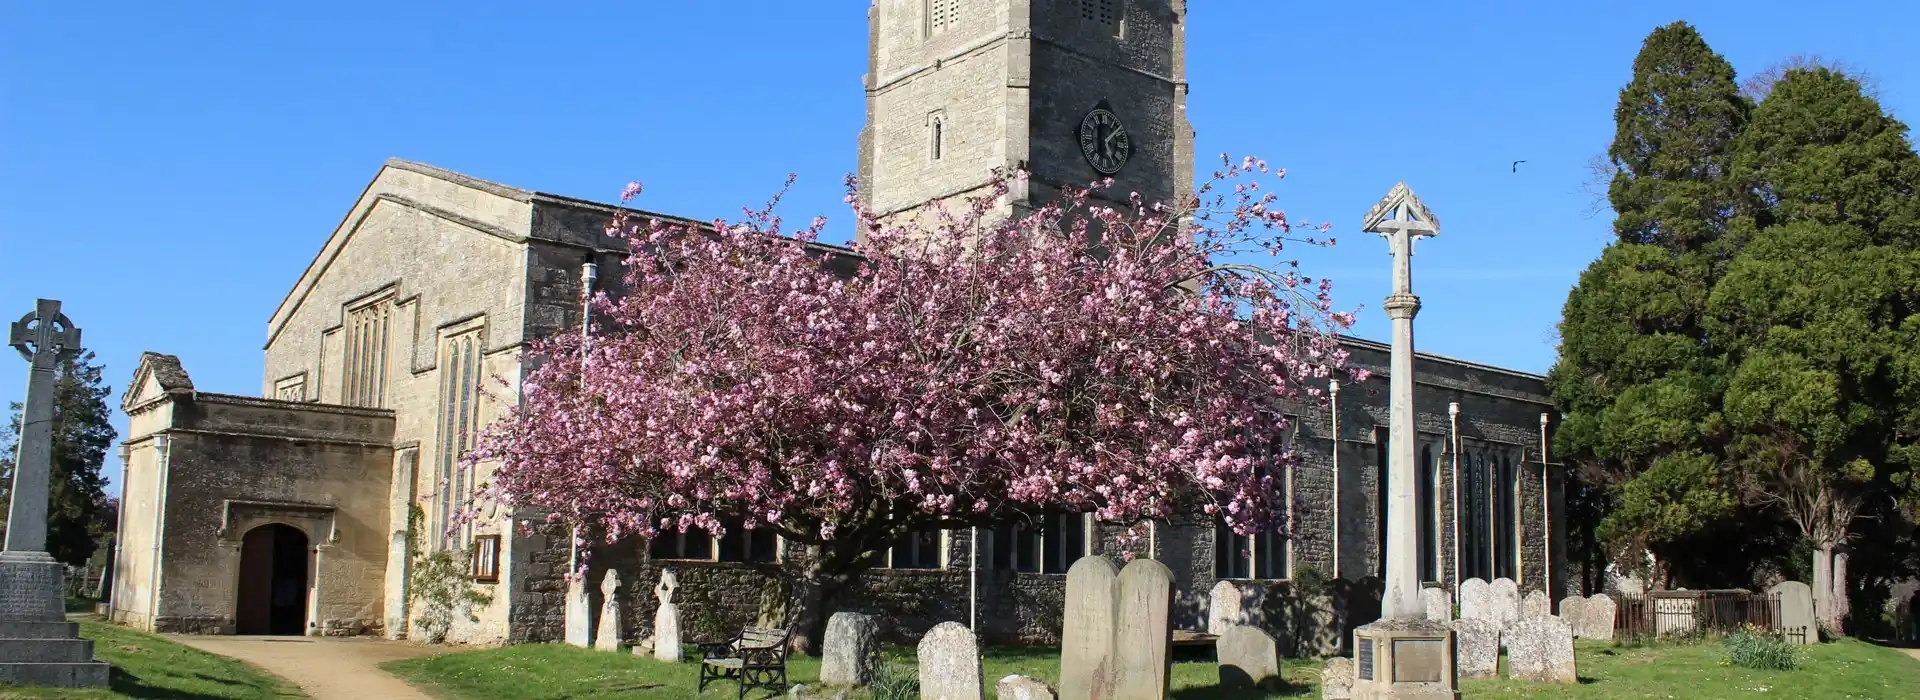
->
xmin=593 ymin=570 xmax=624 ymax=652
xmin=653 ymin=568 xmax=684 ymax=662
xmin=1505 ymin=616 xmax=1577 ymax=684
xmin=1105 ymin=559 xmax=1174 ymax=700
xmin=1771 ymin=581 xmax=1816 ymax=646
xmin=1320 ymin=657 xmax=1354 ymax=700
xmin=1581 ymin=594 xmax=1616 ymax=641
xmin=1492 ymin=578 xmax=1523 ymax=631
xmin=1558 ymin=596 xmax=1587 ymax=635
xmin=1523 ymin=590 xmax=1552 ymax=620
xmin=1217 ymin=625 xmax=1280 ymax=690
xmin=1459 ymin=578 xmax=1493 ymax=622
xmin=821 ymin=612 xmax=880 ymax=686
xmin=1059 ymin=556 xmax=1119 ymax=700
xmin=919 ymin=621 xmax=984 ymax=700
xmin=1423 ymin=587 xmax=1453 ymax=622
xmin=1449 ymin=617 xmax=1500 ymax=680
xmin=997 ymin=675 xmax=1056 ymax=700
xmin=1209 ymin=579 xmax=1244 ymax=634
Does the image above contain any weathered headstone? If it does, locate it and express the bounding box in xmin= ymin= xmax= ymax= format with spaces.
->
xmin=1321 ymin=657 xmax=1354 ymax=700
xmin=564 ymin=577 xmax=593 ymax=647
xmin=1523 ymin=590 xmax=1552 ymax=620
xmin=1423 ymin=587 xmax=1453 ymax=622
xmin=1216 ymin=625 xmax=1280 ymax=690
xmin=653 ymin=568 xmax=684 ymax=662
xmin=1208 ymin=579 xmax=1244 ymax=634
xmin=918 ymin=621 xmax=984 ymax=700
xmin=1105 ymin=559 xmax=1173 ymax=700
xmin=1448 ymin=617 xmax=1500 ymax=680
xmin=997 ymin=675 xmax=1057 ymax=700
xmin=1491 ymin=578 xmax=1522 ymax=630
xmin=1505 ymin=616 xmax=1577 ymax=684
xmin=1558 ymin=596 xmax=1586 ymax=635
xmin=1059 ymin=556 xmax=1119 ymax=700
xmin=821 ymin=612 xmax=880 ymax=686
xmin=1771 ymin=581 xmax=1816 ymax=646
xmin=1459 ymin=578 xmax=1492 ymax=622
xmin=593 ymin=570 xmax=623 ymax=652
xmin=1581 ymin=594 xmax=1616 ymax=641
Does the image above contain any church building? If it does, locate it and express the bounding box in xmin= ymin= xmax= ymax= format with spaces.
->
xmin=110 ymin=0 xmax=1565 ymax=651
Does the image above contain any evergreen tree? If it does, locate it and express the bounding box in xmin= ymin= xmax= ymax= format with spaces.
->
xmin=0 ymin=349 xmax=116 ymax=567
xmin=1548 ymin=22 xmax=1755 ymax=587
xmin=1707 ymin=66 xmax=1920 ymax=633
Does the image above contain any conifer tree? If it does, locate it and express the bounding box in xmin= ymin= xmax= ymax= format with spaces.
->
xmin=1 ymin=349 xmax=117 ymax=567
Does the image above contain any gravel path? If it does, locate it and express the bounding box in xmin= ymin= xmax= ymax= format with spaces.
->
xmin=170 ymin=635 xmax=442 ymax=700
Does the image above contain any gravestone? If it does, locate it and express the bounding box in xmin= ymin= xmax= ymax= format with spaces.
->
xmin=653 ymin=568 xmax=684 ymax=662
xmin=1216 ymin=625 xmax=1280 ymax=690
xmin=1320 ymin=657 xmax=1354 ymax=700
xmin=1558 ymin=596 xmax=1586 ymax=635
xmin=1422 ymin=587 xmax=1453 ymax=622
xmin=1059 ymin=556 xmax=1119 ymax=700
xmin=1523 ymin=590 xmax=1552 ymax=620
xmin=997 ymin=675 xmax=1057 ymax=700
xmin=821 ymin=612 xmax=880 ymax=686
xmin=1771 ymin=581 xmax=1816 ymax=646
xmin=1459 ymin=578 xmax=1492 ymax=622
xmin=1448 ymin=617 xmax=1500 ymax=680
xmin=918 ymin=621 xmax=984 ymax=700
xmin=1491 ymin=578 xmax=1522 ymax=630
xmin=1105 ymin=559 xmax=1174 ymax=700
xmin=1505 ymin=616 xmax=1577 ymax=684
xmin=1208 ymin=579 xmax=1244 ymax=634
xmin=593 ymin=570 xmax=623 ymax=652
xmin=564 ymin=578 xmax=592 ymax=648
xmin=1581 ymin=594 xmax=1616 ymax=641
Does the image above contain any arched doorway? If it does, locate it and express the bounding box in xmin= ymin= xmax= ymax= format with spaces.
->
xmin=237 ymin=524 xmax=309 ymax=635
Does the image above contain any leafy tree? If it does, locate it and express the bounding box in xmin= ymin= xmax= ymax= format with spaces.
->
xmin=1 ymin=349 xmax=117 ymax=567
xmin=1707 ymin=66 xmax=1920 ymax=632
xmin=472 ymin=159 xmax=1362 ymax=653
xmin=1548 ymin=21 xmax=1753 ymax=585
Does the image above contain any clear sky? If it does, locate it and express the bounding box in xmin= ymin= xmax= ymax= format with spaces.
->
xmin=3 ymin=1 xmax=1917 ymax=494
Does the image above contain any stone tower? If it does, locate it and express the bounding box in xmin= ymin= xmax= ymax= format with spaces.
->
xmin=856 ymin=0 xmax=1193 ymax=238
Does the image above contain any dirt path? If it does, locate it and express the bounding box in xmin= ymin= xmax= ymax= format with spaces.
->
xmin=170 ymin=635 xmax=442 ymax=700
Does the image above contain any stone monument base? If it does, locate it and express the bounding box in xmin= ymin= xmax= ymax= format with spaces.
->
xmin=0 ymin=553 xmax=110 ymax=687
xmin=1351 ymin=618 xmax=1457 ymax=700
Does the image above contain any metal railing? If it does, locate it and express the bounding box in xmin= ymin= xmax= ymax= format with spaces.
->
xmin=1616 ymin=590 xmax=1786 ymax=642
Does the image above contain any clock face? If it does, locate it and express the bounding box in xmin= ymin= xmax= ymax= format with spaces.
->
xmin=1078 ymin=107 xmax=1131 ymax=175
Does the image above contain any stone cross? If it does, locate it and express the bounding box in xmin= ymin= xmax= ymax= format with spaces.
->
xmin=653 ymin=568 xmax=683 ymax=662
xmin=593 ymin=570 xmax=623 ymax=652
xmin=1361 ymin=183 xmax=1439 ymax=621
xmin=5 ymin=300 xmax=80 ymax=559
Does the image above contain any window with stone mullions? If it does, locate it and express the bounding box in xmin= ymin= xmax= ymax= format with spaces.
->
xmin=1215 ymin=420 xmax=1294 ymax=580
xmin=926 ymin=0 xmax=958 ymax=35
xmin=341 ymin=297 xmax=391 ymax=408
xmin=435 ymin=332 xmax=481 ymax=551
xmin=649 ymin=519 xmax=778 ymax=564
xmin=992 ymin=512 xmax=1086 ymax=574
xmin=889 ymin=529 xmax=943 ymax=570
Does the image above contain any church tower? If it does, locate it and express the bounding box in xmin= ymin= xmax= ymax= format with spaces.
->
xmin=856 ymin=0 xmax=1193 ymax=237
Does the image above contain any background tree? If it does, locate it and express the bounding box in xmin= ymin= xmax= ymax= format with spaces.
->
xmin=1707 ymin=66 xmax=1920 ymax=633
xmin=1547 ymin=21 xmax=1757 ymax=588
xmin=0 ymin=349 xmax=117 ymax=567
xmin=472 ymin=158 xmax=1361 ymax=653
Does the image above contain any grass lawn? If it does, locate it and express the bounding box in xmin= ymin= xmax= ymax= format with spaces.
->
xmin=385 ymin=636 xmax=1920 ymax=700
xmin=0 ymin=617 xmax=303 ymax=699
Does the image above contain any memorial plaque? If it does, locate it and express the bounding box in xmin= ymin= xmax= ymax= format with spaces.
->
xmin=1357 ymin=638 xmax=1374 ymax=681
xmin=1392 ymin=639 xmax=1444 ymax=683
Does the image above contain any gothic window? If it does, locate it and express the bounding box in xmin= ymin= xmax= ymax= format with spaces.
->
xmin=929 ymin=113 xmax=945 ymax=161
xmin=888 ymin=530 xmax=944 ymax=570
xmin=1214 ymin=522 xmax=1288 ymax=580
xmin=1495 ymin=452 xmax=1519 ymax=580
xmin=1462 ymin=450 xmax=1492 ymax=581
xmin=435 ymin=330 xmax=482 ymax=550
xmin=927 ymin=0 xmax=957 ymax=36
xmin=650 ymin=520 xmax=778 ymax=564
xmin=992 ymin=512 xmax=1085 ymax=574
xmin=1418 ymin=444 xmax=1438 ymax=583
xmin=341 ymin=295 xmax=392 ymax=408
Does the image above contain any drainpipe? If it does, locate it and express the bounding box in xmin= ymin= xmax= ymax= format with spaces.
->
xmin=1329 ymin=379 xmax=1341 ymax=578
xmin=1540 ymin=413 xmax=1552 ymax=596
xmin=110 ymin=444 xmax=130 ymax=616
xmin=968 ymin=527 xmax=977 ymax=630
xmin=148 ymin=433 xmax=172 ymax=631
xmin=1448 ymin=402 xmax=1460 ymax=593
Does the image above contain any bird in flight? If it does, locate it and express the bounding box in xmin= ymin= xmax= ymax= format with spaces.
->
xmin=1512 ymin=160 xmax=1527 ymax=173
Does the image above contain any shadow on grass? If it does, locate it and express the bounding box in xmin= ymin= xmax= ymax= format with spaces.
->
xmin=106 ymin=666 xmax=284 ymax=700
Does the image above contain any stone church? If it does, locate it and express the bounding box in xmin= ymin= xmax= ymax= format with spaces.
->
xmin=109 ymin=0 xmax=1566 ymax=650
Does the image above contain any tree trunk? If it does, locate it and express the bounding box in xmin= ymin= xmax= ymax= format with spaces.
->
xmin=1812 ymin=544 xmax=1834 ymax=632
xmin=1831 ymin=551 xmax=1849 ymax=635
xmin=784 ymin=543 xmax=870 ymax=657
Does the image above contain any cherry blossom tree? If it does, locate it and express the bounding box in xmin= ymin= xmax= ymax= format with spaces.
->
xmin=470 ymin=156 xmax=1364 ymax=652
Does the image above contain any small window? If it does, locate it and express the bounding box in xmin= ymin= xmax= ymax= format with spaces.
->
xmin=992 ymin=512 xmax=1085 ymax=574
xmin=928 ymin=111 xmax=946 ymax=161
xmin=1079 ymin=0 xmax=1122 ymax=35
xmin=888 ymin=530 xmax=944 ymax=570
xmin=1215 ymin=523 xmax=1288 ymax=580
xmin=649 ymin=520 xmax=778 ymax=564
xmin=471 ymin=535 xmax=500 ymax=583
xmin=927 ymin=0 xmax=958 ymax=36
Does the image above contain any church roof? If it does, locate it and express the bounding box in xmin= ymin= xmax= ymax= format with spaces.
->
xmin=121 ymin=351 xmax=195 ymax=411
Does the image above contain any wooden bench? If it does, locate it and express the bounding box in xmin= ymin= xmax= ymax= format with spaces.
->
xmin=697 ymin=625 xmax=791 ymax=699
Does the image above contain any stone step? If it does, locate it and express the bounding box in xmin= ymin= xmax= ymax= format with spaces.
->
xmin=0 ymin=661 xmax=111 ymax=688
xmin=0 ymin=621 xmax=80 ymax=640
xmin=0 ymin=638 xmax=97 ymax=663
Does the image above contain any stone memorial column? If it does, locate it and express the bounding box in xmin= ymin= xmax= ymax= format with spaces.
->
xmin=0 ymin=299 xmax=109 ymax=686
xmin=1349 ymin=187 xmax=1457 ymax=700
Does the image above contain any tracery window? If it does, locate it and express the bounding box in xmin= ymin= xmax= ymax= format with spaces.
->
xmin=435 ymin=330 xmax=482 ymax=550
xmin=341 ymin=295 xmax=392 ymax=408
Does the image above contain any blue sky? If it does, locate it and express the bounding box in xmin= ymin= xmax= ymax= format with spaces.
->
xmin=3 ymin=1 xmax=1917 ymax=493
